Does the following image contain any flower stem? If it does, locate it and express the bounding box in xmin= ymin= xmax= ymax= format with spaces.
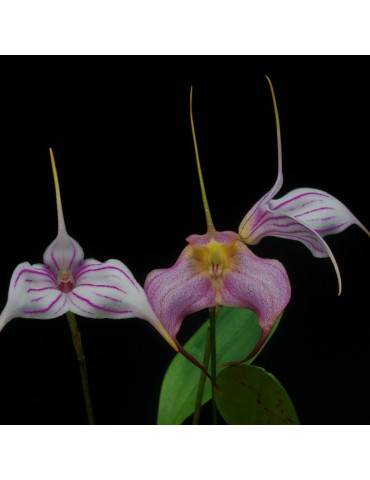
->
xmin=192 ymin=322 xmax=211 ymax=425
xmin=192 ymin=306 xmax=219 ymax=425
xmin=66 ymin=312 xmax=95 ymax=425
xmin=209 ymin=306 xmax=218 ymax=425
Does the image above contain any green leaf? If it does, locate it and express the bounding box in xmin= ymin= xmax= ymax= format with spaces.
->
xmin=214 ymin=365 xmax=299 ymax=424
xmin=157 ymin=307 xmax=267 ymax=425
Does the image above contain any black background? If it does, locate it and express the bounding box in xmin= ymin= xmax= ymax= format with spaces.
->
xmin=0 ymin=58 xmax=369 ymax=424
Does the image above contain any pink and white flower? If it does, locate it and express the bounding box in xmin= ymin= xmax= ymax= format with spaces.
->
xmin=0 ymin=149 xmax=174 ymax=349
xmin=239 ymin=76 xmax=369 ymax=295
xmin=144 ymin=78 xmax=369 ymax=364
xmin=144 ymin=86 xmax=291 ymax=364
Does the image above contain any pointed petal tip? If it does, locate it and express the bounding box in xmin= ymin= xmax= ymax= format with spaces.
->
xmin=337 ymin=265 xmax=343 ymax=296
xmin=0 ymin=311 xmax=10 ymax=333
xmin=332 ymin=257 xmax=342 ymax=297
xmin=49 ymin=147 xmax=56 ymax=169
xmin=157 ymin=326 xmax=178 ymax=352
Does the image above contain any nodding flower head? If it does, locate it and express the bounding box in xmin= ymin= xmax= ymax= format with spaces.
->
xmin=239 ymin=76 xmax=370 ymax=295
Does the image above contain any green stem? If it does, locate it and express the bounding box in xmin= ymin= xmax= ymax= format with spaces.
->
xmin=66 ymin=312 xmax=95 ymax=425
xmin=192 ymin=306 xmax=219 ymax=425
xmin=209 ymin=306 xmax=218 ymax=424
xmin=192 ymin=322 xmax=211 ymax=425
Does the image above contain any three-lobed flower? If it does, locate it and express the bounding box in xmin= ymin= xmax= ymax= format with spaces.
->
xmin=144 ymin=78 xmax=369 ymax=366
xmin=0 ymin=149 xmax=175 ymax=350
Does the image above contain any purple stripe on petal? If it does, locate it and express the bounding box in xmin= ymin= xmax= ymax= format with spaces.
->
xmin=270 ymin=222 xmax=311 ymax=229
xmin=55 ymin=295 xmax=68 ymax=315
xmin=69 ymin=297 xmax=95 ymax=316
xmin=94 ymin=293 xmax=122 ymax=302
xmin=28 ymin=286 xmax=57 ymax=293
xmin=51 ymin=249 xmax=60 ymax=271
xmin=22 ymin=293 xmax=63 ymax=314
xmin=315 ymin=223 xmax=347 ymax=233
xmin=305 ymin=216 xmax=336 ymax=222
xmin=68 ymin=245 xmax=77 ymax=270
xmin=294 ymin=207 xmax=334 ymax=218
xmin=252 ymin=228 xmax=325 ymax=247
xmin=75 ymin=263 xmax=101 ymax=276
xmin=71 ymin=292 xmax=132 ymax=314
xmin=77 ymin=270 xmax=122 ymax=282
xmin=77 ymin=283 xmax=127 ymax=294
xmin=273 ymin=192 xmax=330 ymax=210
xmin=0 ymin=262 xmax=70 ymax=326
xmin=281 ymin=200 xmax=321 ymax=213
xmin=253 ymin=226 xmax=314 ymax=240
xmin=250 ymin=215 xmax=295 ymax=235
xmin=265 ymin=232 xmax=326 ymax=254
xmin=31 ymin=296 xmax=46 ymax=303
xmin=76 ymin=266 xmax=139 ymax=292
xmin=248 ymin=211 xmax=275 ymax=235
xmin=14 ymin=268 xmax=56 ymax=288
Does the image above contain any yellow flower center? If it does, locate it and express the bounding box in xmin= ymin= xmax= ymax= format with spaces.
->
xmin=191 ymin=240 xmax=237 ymax=280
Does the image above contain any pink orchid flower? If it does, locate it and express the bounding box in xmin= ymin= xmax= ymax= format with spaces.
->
xmin=0 ymin=149 xmax=175 ymax=349
xmin=144 ymin=84 xmax=292 ymax=365
xmin=145 ymin=77 xmax=369 ymax=365
xmin=239 ymin=77 xmax=369 ymax=295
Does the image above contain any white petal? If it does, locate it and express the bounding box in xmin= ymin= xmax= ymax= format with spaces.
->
xmin=239 ymin=187 xmax=370 ymax=295
xmin=71 ymin=258 xmax=163 ymax=326
xmin=0 ymin=262 xmax=69 ymax=332
xmin=43 ymin=232 xmax=84 ymax=277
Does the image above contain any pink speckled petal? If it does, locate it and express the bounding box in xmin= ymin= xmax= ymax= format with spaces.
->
xmin=0 ymin=262 xmax=68 ymax=332
xmin=145 ymin=233 xmax=290 ymax=367
xmin=144 ymin=245 xmax=217 ymax=340
xmin=220 ymin=241 xmax=291 ymax=362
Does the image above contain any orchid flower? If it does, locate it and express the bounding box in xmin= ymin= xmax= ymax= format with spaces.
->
xmin=239 ymin=76 xmax=370 ymax=295
xmin=0 ymin=149 xmax=175 ymax=350
xmin=144 ymin=87 xmax=292 ymax=365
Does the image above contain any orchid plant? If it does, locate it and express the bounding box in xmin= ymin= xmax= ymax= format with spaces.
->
xmin=1 ymin=78 xmax=368 ymax=425
xmin=146 ymin=77 xmax=369 ymax=364
xmin=150 ymin=77 xmax=369 ymax=424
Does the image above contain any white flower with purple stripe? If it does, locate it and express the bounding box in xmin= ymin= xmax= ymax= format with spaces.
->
xmin=239 ymin=76 xmax=369 ymax=294
xmin=0 ymin=149 xmax=173 ymax=349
